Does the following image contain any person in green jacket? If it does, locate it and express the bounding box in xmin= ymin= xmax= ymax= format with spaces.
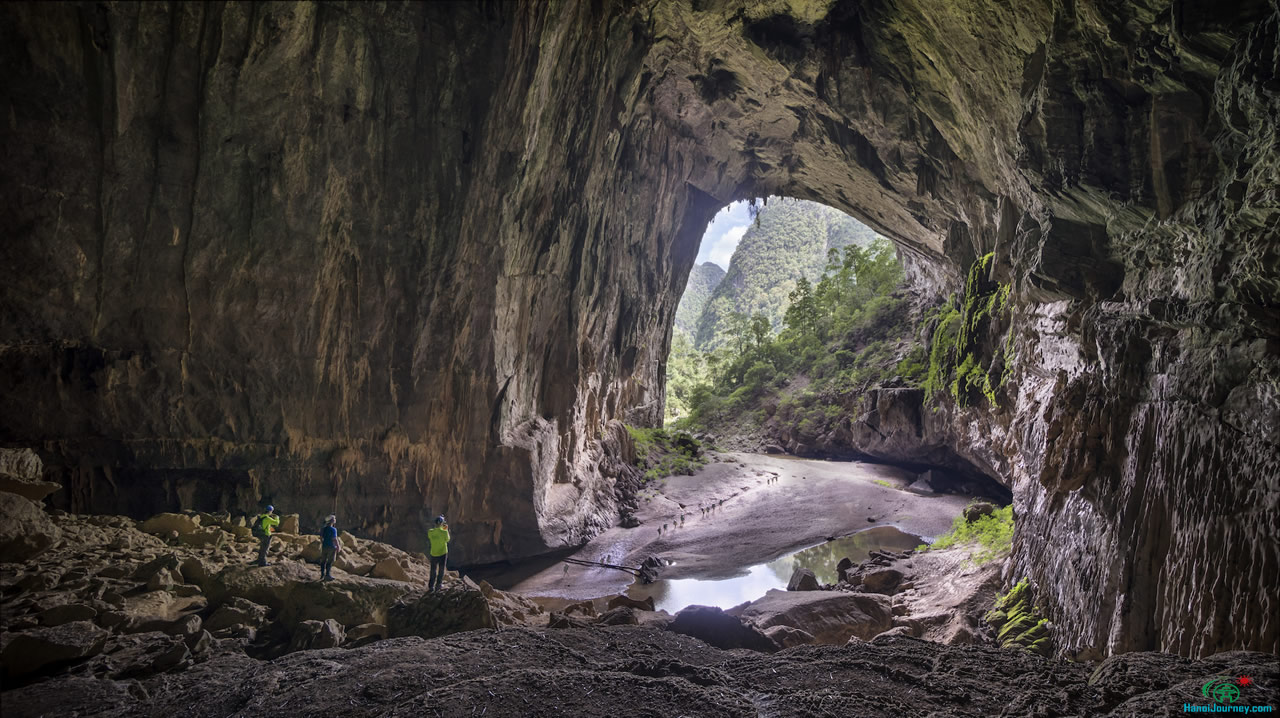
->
xmin=427 ymin=515 xmax=450 ymax=592
xmin=253 ymin=505 xmax=281 ymax=566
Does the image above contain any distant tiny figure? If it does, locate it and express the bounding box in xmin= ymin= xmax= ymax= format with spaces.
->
xmin=427 ymin=515 xmax=450 ymax=592
xmin=253 ymin=505 xmax=280 ymax=566
xmin=318 ymin=514 xmax=340 ymax=581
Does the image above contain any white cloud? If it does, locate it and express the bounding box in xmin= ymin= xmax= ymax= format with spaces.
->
xmin=707 ymin=224 xmax=748 ymax=269
xmin=696 ymin=201 xmax=753 ymax=267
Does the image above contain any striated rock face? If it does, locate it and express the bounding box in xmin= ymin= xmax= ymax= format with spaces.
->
xmin=1 ymin=0 xmax=1276 ymax=659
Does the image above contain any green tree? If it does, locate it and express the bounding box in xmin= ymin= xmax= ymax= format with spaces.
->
xmin=750 ymin=313 xmax=772 ymax=350
xmin=785 ymin=276 xmax=818 ymax=335
xmin=725 ymin=312 xmax=751 ymax=354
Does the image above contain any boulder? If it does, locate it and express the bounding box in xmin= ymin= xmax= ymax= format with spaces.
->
xmin=734 ymin=589 xmax=893 ymax=644
xmin=786 ymin=567 xmax=820 ymax=591
xmin=204 ymin=597 xmax=272 ymax=633
xmin=96 ymin=564 xmax=136 ymax=580
xmin=146 ymin=568 xmax=180 ymax=592
xmin=0 ymin=492 xmax=61 ymax=562
xmin=889 ymin=616 xmax=924 ymax=637
xmin=862 ymin=568 xmax=904 ymax=594
xmin=562 ymin=600 xmax=597 ymax=617
xmin=371 ymin=557 xmax=411 ymax=583
xmin=139 ymin=513 xmax=201 ymax=536
xmin=180 ymin=556 xmax=214 ymax=588
xmin=118 ymin=591 xmax=206 ymax=632
xmin=345 ymin=623 xmax=387 ymax=642
xmin=39 ymin=603 xmax=98 ymax=626
xmin=872 ymin=625 xmax=918 ymax=641
xmin=177 ymin=527 xmax=226 ymax=549
xmin=963 ymin=502 xmax=997 ymax=523
xmin=208 ymin=561 xmax=416 ymax=628
xmin=764 ymin=624 xmax=816 ymax=648
xmin=0 ymin=475 xmax=62 ymax=502
xmin=213 ymin=625 xmax=257 ymax=642
xmin=835 ymin=557 xmax=854 ymax=578
xmin=607 ymin=594 xmax=656 ymax=612
xmin=0 ymin=448 xmax=43 ymax=481
xmin=0 ymin=621 xmax=110 ymax=676
xmin=0 ymin=448 xmax=57 ymax=503
xmin=299 ymin=540 xmax=324 ymax=562
xmin=161 ymin=614 xmax=203 ymax=637
xmin=290 ymin=619 xmax=345 ymax=651
xmin=387 ymin=587 xmax=496 ymax=639
xmin=335 ymin=554 xmax=375 ymax=576
xmin=905 ymin=477 xmax=930 ymax=493
xmin=595 ymin=607 xmax=640 ymax=626
xmin=279 ymin=514 xmax=300 ymax=535
xmin=548 ymin=611 xmax=591 ymax=629
xmin=91 ymin=631 xmax=191 ymax=679
xmin=186 ymin=629 xmax=212 ymax=656
xmin=666 ymin=605 xmax=778 ymax=653
xmin=763 ymin=444 xmax=786 ymax=455
xmin=16 ymin=569 xmax=61 ymax=592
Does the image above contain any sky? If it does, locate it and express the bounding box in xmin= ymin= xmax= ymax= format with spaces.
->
xmin=694 ymin=200 xmax=752 ymax=270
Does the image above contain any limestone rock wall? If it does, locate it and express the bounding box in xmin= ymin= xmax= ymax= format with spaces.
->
xmin=2 ymin=0 xmax=1276 ymax=658
xmin=0 ymin=1 xmax=675 ymax=564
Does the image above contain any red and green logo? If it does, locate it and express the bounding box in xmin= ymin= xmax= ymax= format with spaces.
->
xmin=1200 ymin=676 xmax=1252 ymax=704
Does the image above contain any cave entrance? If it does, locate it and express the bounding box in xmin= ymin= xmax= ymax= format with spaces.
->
xmin=665 ymin=196 xmax=913 ymax=432
xmin=659 ymin=195 xmax=1011 ymax=504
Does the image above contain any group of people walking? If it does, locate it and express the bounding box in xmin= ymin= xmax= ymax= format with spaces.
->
xmin=251 ymin=507 xmax=451 ymax=591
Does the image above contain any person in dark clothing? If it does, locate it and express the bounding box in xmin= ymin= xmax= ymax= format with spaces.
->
xmin=427 ymin=515 xmax=450 ymax=592
xmin=318 ymin=514 xmax=340 ymax=581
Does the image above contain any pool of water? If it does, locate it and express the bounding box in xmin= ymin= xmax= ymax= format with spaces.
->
xmin=625 ymin=525 xmax=923 ymax=613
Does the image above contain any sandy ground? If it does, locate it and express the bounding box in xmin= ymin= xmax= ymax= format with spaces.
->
xmin=496 ymin=453 xmax=972 ymax=602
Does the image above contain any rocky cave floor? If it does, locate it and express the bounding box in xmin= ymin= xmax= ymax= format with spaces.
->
xmin=7 ymin=626 xmax=1278 ymax=718
xmin=1 ymin=463 xmax=1277 ymax=716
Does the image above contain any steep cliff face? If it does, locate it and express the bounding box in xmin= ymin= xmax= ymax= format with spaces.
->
xmin=2 ymin=0 xmax=1276 ymax=659
xmin=0 ymin=1 xmax=671 ymax=564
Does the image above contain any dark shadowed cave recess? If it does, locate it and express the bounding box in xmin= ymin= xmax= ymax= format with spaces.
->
xmin=1 ymin=0 xmax=1277 ymax=660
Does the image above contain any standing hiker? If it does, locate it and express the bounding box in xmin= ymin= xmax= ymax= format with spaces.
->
xmin=427 ymin=515 xmax=450 ymax=592
xmin=253 ymin=505 xmax=280 ymax=566
xmin=318 ymin=514 xmax=340 ymax=581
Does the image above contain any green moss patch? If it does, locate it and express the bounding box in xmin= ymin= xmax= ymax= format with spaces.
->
xmin=917 ymin=504 xmax=1013 ymax=564
xmin=985 ymin=578 xmax=1053 ymax=656
xmin=626 ymin=426 xmax=709 ymax=482
xmin=922 ymin=253 xmax=1013 ymax=409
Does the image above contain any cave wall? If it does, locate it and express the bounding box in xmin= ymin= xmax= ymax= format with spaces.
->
xmin=0 ymin=0 xmax=680 ymax=564
xmin=2 ymin=0 xmax=1276 ymax=658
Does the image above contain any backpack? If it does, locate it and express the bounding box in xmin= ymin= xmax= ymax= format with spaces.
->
xmin=251 ymin=514 xmax=268 ymax=538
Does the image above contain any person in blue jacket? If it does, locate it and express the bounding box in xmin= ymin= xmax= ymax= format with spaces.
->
xmin=318 ymin=514 xmax=340 ymax=581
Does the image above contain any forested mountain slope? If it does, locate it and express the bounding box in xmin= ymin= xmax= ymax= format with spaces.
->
xmin=673 ymin=262 xmax=725 ymax=337
xmin=692 ymin=200 xmax=879 ymax=351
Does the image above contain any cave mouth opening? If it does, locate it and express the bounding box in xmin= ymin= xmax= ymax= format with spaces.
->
xmin=659 ymin=195 xmax=1011 ymax=505
xmin=664 ymin=195 xmax=907 ymax=425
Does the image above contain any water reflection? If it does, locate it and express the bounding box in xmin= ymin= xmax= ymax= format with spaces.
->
xmin=628 ymin=526 xmax=922 ymax=613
